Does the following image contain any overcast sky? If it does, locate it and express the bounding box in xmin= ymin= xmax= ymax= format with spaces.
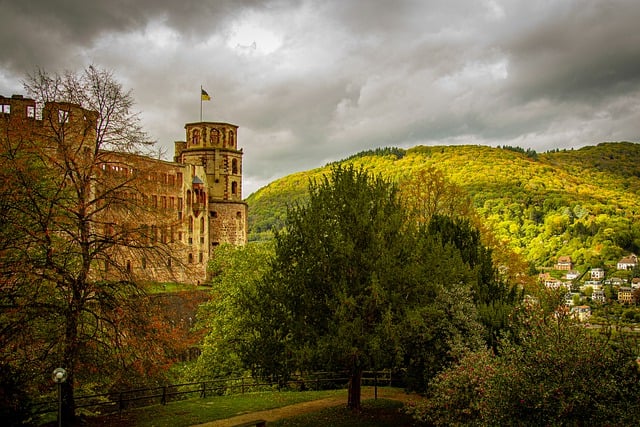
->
xmin=1 ymin=0 xmax=639 ymax=196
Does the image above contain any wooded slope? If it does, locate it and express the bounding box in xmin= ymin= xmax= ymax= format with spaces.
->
xmin=246 ymin=142 xmax=640 ymax=270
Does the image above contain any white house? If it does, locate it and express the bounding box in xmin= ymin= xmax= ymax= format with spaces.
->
xmin=617 ymin=254 xmax=638 ymax=270
xmin=590 ymin=268 xmax=605 ymax=280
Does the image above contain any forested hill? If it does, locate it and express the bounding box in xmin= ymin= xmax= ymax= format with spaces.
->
xmin=246 ymin=142 xmax=640 ymax=271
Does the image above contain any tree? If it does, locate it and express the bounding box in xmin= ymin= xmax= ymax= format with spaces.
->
xmin=399 ymin=166 xmax=474 ymax=224
xmin=234 ymin=165 xmax=490 ymax=410
xmin=0 ymin=66 xmax=177 ymax=423
xmin=188 ymin=242 xmax=274 ymax=380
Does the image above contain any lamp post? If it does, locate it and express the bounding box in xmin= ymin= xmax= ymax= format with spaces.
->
xmin=52 ymin=368 xmax=67 ymax=427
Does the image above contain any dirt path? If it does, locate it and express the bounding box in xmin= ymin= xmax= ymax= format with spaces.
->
xmin=191 ymin=387 xmax=418 ymax=427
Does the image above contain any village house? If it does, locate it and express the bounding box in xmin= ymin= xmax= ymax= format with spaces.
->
xmin=555 ymin=255 xmax=573 ymax=271
xmin=565 ymin=270 xmax=581 ymax=280
xmin=617 ymin=254 xmax=638 ymax=270
xmin=591 ymin=289 xmax=606 ymax=303
xmin=618 ymin=287 xmax=635 ymax=305
xmin=590 ymin=268 xmax=605 ymax=280
xmin=570 ymin=305 xmax=592 ymax=322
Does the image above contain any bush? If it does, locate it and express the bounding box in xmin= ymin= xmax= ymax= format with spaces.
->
xmin=409 ymin=304 xmax=640 ymax=426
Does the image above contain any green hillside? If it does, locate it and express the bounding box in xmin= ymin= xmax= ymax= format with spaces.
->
xmin=246 ymin=142 xmax=640 ymax=272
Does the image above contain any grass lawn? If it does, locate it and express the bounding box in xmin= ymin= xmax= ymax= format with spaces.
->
xmin=270 ymin=398 xmax=418 ymax=427
xmin=81 ymin=389 xmax=346 ymax=426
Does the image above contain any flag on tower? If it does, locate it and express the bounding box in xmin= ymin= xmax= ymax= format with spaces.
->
xmin=201 ymin=88 xmax=211 ymax=101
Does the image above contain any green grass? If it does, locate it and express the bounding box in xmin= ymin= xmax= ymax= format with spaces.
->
xmin=270 ymin=399 xmax=418 ymax=427
xmin=83 ymin=389 xmax=345 ymax=426
xmin=143 ymin=281 xmax=210 ymax=293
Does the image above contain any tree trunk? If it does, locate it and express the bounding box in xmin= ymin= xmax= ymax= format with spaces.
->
xmin=347 ymin=364 xmax=363 ymax=411
xmin=61 ymin=302 xmax=80 ymax=424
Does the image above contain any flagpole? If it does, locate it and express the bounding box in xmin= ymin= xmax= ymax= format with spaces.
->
xmin=200 ymin=85 xmax=203 ymax=122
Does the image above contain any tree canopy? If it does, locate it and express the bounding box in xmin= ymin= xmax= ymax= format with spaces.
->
xmin=197 ymin=164 xmax=516 ymax=409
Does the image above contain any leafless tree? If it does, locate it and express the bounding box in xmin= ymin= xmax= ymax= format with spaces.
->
xmin=1 ymin=66 xmax=182 ymax=423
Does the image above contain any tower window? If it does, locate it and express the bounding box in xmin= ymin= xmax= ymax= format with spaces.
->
xmin=191 ymin=129 xmax=200 ymax=145
xmin=232 ymin=159 xmax=238 ymax=175
xmin=231 ymin=181 xmax=238 ymax=195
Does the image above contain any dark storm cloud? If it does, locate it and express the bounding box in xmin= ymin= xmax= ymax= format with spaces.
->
xmin=1 ymin=0 xmax=639 ymax=195
xmin=501 ymin=0 xmax=640 ymax=103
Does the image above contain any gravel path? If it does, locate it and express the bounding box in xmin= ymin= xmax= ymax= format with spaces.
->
xmin=191 ymin=387 xmax=417 ymax=427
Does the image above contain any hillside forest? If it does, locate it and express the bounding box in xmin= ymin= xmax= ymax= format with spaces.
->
xmin=247 ymin=142 xmax=640 ymax=274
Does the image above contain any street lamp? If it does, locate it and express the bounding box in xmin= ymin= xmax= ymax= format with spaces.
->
xmin=52 ymin=368 xmax=67 ymax=427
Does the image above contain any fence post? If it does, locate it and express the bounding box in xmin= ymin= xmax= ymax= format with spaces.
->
xmin=200 ymin=382 xmax=206 ymax=398
xmin=374 ymin=371 xmax=378 ymax=400
xmin=161 ymin=386 xmax=167 ymax=405
xmin=119 ymin=392 xmax=124 ymax=414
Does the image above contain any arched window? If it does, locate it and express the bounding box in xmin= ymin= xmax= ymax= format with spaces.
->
xmin=188 ymin=216 xmax=193 ymax=233
xmin=186 ymin=190 xmax=192 ymax=208
xmin=191 ymin=129 xmax=200 ymax=146
xmin=232 ymin=159 xmax=238 ymax=175
xmin=231 ymin=181 xmax=238 ymax=195
xmin=210 ymin=128 xmax=220 ymax=145
xmin=228 ymin=131 xmax=235 ymax=148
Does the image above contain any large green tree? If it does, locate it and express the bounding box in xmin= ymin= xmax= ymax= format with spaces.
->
xmin=235 ymin=165 xmax=492 ymax=409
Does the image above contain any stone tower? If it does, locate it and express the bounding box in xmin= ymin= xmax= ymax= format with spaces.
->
xmin=174 ymin=122 xmax=248 ymax=276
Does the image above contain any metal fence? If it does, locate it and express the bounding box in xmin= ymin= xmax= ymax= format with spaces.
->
xmin=32 ymin=370 xmax=395 ymax=417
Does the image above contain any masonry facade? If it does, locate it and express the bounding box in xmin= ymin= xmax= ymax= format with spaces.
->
xmin=1 ymin=94 xmax=247 ymax=284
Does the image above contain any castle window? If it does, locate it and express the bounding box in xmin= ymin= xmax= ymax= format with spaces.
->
xmin=210 ymin=128 xmax=220 ymax=145
xmin=177 ymin=172 xmax=183 ymax=186
xmin=188 ymin=253 xmax=194 ymax=264
xmin=1 ymin=104 xmax=9 ymax=113
xmin=27 ymin=106 xmax=35 ymax=118
xmin=189 ymin=216 xmax=194 ymax=233
xmin=186 ymin=190 xmax=192 ymax=208
xmin=229 ymin=131 xmax=235 ymax=148
xmin=191 ymin=129 xmax=200 ymax=145
xmin=211 ymin=211 xmax=218 ymax=218
xmin=231 ymin=181 xmax=238 ymax=195
xmin=126 ymin=260 xmax=131 ymax=273
xmin=178 ymin=197 xmax=183 ymax=210
xmin=236 ymin=211 xmax=242 ymax=219
xmin=167 ymin=258 xmax=172 ymax=268
xmin=58 ymin=109 xmax=69 ymax=123
xmin=199 ymin=253 xmax=203 ymax=263
xmin=152 ymin=195 xmax=158 ymax=208
xmin=200 ymin=217 xmax=205 ymax=233
xmin=232 ymin=159 xmax=238 ymax=175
